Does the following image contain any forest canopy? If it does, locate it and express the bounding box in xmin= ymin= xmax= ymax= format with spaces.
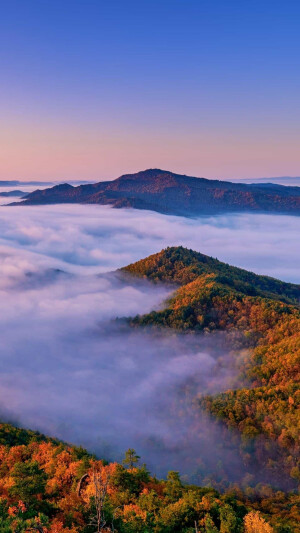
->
xmin=1 ymin=246 xmax=299 ymax=533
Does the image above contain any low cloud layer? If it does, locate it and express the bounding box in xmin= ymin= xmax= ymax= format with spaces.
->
xmin=0 ymin=203 xmax=299 ymax=281
xmin=0 ymin=203 xmax=299 ymax=482
xmin=0 ymin=259 xmax=239 ymax=480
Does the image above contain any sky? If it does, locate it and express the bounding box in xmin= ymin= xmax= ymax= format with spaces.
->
xmin=1 ymin=0 xmax=300 ymax=181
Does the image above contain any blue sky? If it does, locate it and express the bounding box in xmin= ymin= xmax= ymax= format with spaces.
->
xmin=1 ymin=0 xmax=300 ymax=180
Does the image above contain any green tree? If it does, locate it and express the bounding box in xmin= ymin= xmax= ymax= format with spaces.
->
xmin=123 ymin=448 xmax=140 ymax=469
xmin=165 ymin=471 xmax=183 ymax=502
xmin=204 ymin=515 xmax=219 ymax=533
xmin=10 ymin=461 xmax=47 ymax=508
xmin=219 ymin=504 xmax=240 ymax=533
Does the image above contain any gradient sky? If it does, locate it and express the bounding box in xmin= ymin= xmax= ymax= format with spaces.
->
xmin=1 ymin=0 xmax=300 ymax=181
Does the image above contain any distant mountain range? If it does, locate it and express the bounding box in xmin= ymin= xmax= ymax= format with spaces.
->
xmin=230 ymin=176 xmax=300 ymax=186
xmin=0 ymin=180 xmax=54 ymax=187
xmin=0 ymin=190 xmax=25 ymax=197
xmin=0 ymin=179 xmax=92 ymax=188
xmin=11 ymin=169 xmax=300 ymax=216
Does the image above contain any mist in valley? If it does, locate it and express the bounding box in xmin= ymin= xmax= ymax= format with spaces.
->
xmin=0 ymin=203 xmax=299 ymax=484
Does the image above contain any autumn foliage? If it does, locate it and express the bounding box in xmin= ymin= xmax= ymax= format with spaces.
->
xmin=1 ymin=247 xmax=299 ymax=532
xmin=0 ymin=425 xmax=298 ymax=532
xmin=123 ymin=247 xmax=300 ymax=488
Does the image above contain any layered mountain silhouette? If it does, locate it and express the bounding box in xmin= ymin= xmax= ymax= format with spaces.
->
xmin=12 ymin=169 xmax=300 ymax=216
xmin=0 ymin=190 xmax=25 ymax=197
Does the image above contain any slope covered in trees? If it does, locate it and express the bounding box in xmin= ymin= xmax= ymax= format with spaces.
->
xmin=122 ymin=247 xmax=300 ymax=490
xmin=0 ymin=422 xmax=298 ymax=533
xmin=122 ymin=246 xmax=300 ymax=304
xmin=0 ymin=248 xmax=299 ymax=532
xmin=12 ymin=169 xmax=300 ymax=216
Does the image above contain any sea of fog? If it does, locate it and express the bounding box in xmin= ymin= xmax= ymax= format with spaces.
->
xmin=0 ymin=203 xmax=299 ymax=481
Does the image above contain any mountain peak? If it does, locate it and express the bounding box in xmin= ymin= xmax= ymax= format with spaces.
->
xmin=116 ymin=168 xmax=179 ymax=182
xmin=122 ymin=246 xmax=300 ymax=304
xmin=12 ymin=168 xmax=300 ymax=216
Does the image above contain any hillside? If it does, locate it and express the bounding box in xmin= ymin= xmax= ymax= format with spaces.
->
xmin=0 ymin=422 xmax=298 ymax=533
xmin=0 ymin=190 xmax=25 ymax=197
xmin=0 ymin=248 xmax=299 ymax=532
xmin=12 ymin=169 xmax=300 ymax=216
xmin=121 ymin=246 xmax=300 ymax=304
xmin=121 ymin=247 xmax=300 ymax=490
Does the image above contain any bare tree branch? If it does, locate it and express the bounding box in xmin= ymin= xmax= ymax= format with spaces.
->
xmin=89 ymin=467 xmax=111 ymax=533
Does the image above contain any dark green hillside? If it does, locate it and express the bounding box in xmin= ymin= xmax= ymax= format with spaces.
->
xmin=122 ymin=246 xmax=300 ymax=304
xmin=0 ymin=422 xmax=60 ymax=447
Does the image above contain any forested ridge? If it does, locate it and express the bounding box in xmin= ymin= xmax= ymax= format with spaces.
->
xmin=0 ymin=422 xmax=298 ymax=533
xmin=1 ymin=247 xmax=299 ymax=532
xmin=13 ymin=169 xmax=300 ymax=216
xmin=122 ymin=247 xmax=300 ymax=492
